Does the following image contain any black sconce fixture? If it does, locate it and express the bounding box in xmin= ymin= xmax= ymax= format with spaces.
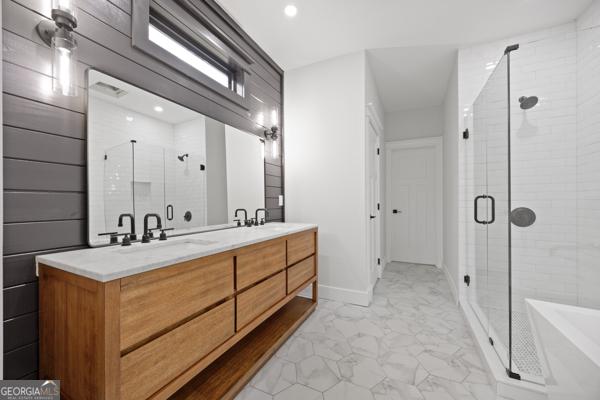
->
xmin=37 ymin=0 xmax=79 ymax=97
xmin=264 ymin=126 xmax=279 ymax=159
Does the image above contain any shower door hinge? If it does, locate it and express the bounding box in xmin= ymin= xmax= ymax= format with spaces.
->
xmin=377 ymin=203 xmax=380 ymax=210
xmin=377 ymin=148 xmax=380 ymax=155
xmin=377 ymin=258 xmax=381 ymax=265
xmin=463 ymin=275 xmax=470 ymax=286
xmin=463 ymin=129 xmax=469 ymax=139
xmin=506 ymin=369 xmax=521 ymax=380
xmin=489 ymin=337 xmax=494 ymax=346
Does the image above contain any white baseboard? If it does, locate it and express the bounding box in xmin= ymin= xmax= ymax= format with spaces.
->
xmin=442 ymin=262 xmax=459 ymax=305
xmin=297 ymin=283 xmax=371 ymax=307
xmin=318 ymin=284 xmax=371 ymax=306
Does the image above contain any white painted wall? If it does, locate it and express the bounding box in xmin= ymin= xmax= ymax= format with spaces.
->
xmin=442 ymin=55 xmax=460 ymax=302
xmin=285 ymin=51 xmax=371 ymax=305
xmin=205 ymin=119 xmax=229 ymax=225
xmin=384 ymin=106 xmax=444 ymax=142
xmin=225 ymin=126 xmax=265 ymax=221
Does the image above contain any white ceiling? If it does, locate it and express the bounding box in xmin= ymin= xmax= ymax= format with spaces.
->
xmin=367 ymin=46 xmax=457 ymax=112
xmin=89 ymin=71 xmax=202 ymax=125
xmin=217 ymin=0 xmax=591 ymax=111
xmin=218 ymin=0 xmax=591 ymax=70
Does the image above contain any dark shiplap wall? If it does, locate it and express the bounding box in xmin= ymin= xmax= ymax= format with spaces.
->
xmin=2 ymin=0 xmax=284 ymax=379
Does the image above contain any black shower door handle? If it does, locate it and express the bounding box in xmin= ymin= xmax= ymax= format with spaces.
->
xmin=474 ymin=195 xmax=486 ymax=224
xmin=474 ymin=195 xmax=495 ymax=225
xmin=166 ymin=204 xmax=174 ymax=221
xmin=488 ymin=195 xmax=496 ymax=224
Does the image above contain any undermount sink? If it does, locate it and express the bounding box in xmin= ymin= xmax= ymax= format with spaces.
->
xmin=116 ymin=238 xmax=218 ymax=255
xmin=526 ymin=299 xmax=600 ymax=400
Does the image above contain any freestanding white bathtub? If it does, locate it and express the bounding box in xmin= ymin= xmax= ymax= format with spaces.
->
xmin=526 ymin=299 xmax=600 ymax=400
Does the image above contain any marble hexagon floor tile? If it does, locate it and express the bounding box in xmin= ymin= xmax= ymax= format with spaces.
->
xmin=236 ymin=263 xmax=502 ymax=400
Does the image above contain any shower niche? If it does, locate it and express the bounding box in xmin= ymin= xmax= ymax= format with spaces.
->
xmin=89 ymin=70 xmax=266 ymax=246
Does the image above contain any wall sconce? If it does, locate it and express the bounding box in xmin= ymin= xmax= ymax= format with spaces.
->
xmin=264 ymin=126 xmax=279 ymax=159
xmin=37 ymin=0 xmax=79 ymax=97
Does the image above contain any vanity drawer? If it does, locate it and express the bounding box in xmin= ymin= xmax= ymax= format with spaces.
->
xmin=237 ymin=271 xmax=286 ymax=330
xmin=288 ymin=256 xmax=315 ymax=293
xmin=287 ymin=230 xmax=316 ymax=265
xmin=237 ymin=239 xmax=286 ymax=290
xmin=120 ymin=299 xmax=234 ymax=400
xmin=119 ymin=254 xmax=234 ymax=351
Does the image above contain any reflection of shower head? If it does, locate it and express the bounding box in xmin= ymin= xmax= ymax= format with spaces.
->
xmin=519 ymin=96 xmax=538 ymax=110
xmin=177 ymin=153 xmax=189 ymax=162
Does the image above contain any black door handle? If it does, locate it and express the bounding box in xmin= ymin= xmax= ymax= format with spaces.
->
xmin=474 ymin=195 xmax=495 ymax=224
xmin=370 ymin=215 xmax=376 ymax=219
xmin=474 ymin=195 xmax=486 ymax=224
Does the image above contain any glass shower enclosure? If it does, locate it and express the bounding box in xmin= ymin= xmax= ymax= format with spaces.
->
xmin=467 ymin=44 xmax=544 ymax=383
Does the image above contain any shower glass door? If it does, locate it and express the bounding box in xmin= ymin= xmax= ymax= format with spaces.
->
xmin=471 ymin=54 xmax=511 ymax=370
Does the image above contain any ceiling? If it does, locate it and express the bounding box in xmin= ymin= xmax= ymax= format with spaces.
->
xmin=217 ymin=0 xmax=591 ymax=111
xmin=367 ymin=46 xmax=457 ymax=112
xmin=89 ymin=71 xmax=202 ymax=125
xmin=218 ymin=0 xmax=591 ymax=70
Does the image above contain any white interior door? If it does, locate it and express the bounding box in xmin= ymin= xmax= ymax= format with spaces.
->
xmin=387 ymin=141 xmax=439 ymax=265
xmin=367 ymin=121 xmax=380 ymax=290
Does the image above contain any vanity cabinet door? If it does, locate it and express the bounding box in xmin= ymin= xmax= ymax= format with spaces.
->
xmin=236 ymin=271 xmax=286 ymax=330
xmin=119 ymin=254 xmax=234 ymax=351
xmin=120 ymin=299 xmax=234 ymax=400
xmin=288 ymin=256 xmax=316 ymax=294
xmin=287 ymin=231 xmax=316 ymax=266
xmin=236 ymin=239 xmax=286 ymax=290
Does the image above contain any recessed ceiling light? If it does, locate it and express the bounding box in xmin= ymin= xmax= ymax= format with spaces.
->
xmin=154 ymin=105 xmax=164 ymax=113
xmin=284 ymin=4 xmax=297 ymax=17
xmin=126 ymin=116 xmax=134 ymax=122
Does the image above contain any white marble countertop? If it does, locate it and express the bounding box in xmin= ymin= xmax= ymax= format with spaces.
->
xmin=36 ymin=223 xmax=317 ymax=282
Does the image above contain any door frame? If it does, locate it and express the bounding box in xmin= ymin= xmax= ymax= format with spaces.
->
xmin=366 ymin=104 xmax=383 ymax=299
xmin=385 ymin=136 xmax=443 ymax=268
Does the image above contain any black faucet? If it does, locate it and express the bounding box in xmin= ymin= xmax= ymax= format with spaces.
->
xmin=117 ymin=213 xmax=137 ymax=241
xmin=255 ymin=208 xmax=269 ymax=225
xmin=235 ymin=208 xmax=251 ymax=227
xmin=142 ymin=213 xmax=162 ymax=243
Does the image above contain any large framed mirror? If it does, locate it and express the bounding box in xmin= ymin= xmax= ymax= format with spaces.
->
xmin=88 ymin=70 xmax=266 ymax=246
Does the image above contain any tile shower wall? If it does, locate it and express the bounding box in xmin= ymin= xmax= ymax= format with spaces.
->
xmin=458 ymin=23 xmax=578 ymax=376
xmin=459 ymin=23 xmax=578 ymax=310
xmin=2 ymin=0 xmax=283 ymax=378
xmin=171 ymin=119 xmax=207 ymax=229
xmin=577 ymin=0 xmax=600 ymax=309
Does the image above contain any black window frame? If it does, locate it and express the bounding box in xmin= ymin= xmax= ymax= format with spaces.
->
xmin=132 ymin=0 xmax=255 ymax=109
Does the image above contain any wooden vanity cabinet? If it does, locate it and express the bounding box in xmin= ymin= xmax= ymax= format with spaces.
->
xmin=39 ymin=228 xmax=318 ymax=400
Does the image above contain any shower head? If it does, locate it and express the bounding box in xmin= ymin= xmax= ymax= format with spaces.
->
xmin=519 ymin=96 xmax=538 ymax=110
xmin=177 ymin=153 xmax=189 ymax=162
